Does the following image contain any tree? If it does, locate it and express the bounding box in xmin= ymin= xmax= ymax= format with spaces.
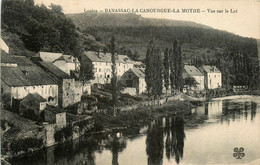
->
xmin=108 ymin=36 xmax=118 ymax=115
xmin=164 ymin=48 xmax=170 ymax=94
xmin=145 ymin=39 xmax=154 ymax=98
xmin=169 ymin=40 xmax=184 ymax=94
xmin=152 ymin=48 xmax=163 ymax=99
xmin=49 ymin=3 xmax=63 ymax=13
xmin=184 ymin=76 xmax=197 ymax=89
xmin=145 ymin=39 xmax=163 ymax=103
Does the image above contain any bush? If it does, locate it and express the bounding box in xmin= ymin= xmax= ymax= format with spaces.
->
xmin=54 ymin=125 xmax=73 ymax=142
xmin=10 ymin=138 xmax=43 ymax=154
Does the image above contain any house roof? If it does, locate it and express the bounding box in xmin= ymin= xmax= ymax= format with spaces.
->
xmin=21 ymin=93 xmax=46 ymax=104
xmin=39 ymin=52 xmax=62 ymax=62
xmin=131 ymin=68 xmax=145 ymax=78
xmin=10 ymin=55 xmax=34 ymax=66
xmin=84 ymin=51 xmax=134 ymax=64
xmin=184 ymin=65 xmax=204 ymax=76
xmin=1 ymin=65 xmax=57 ymax=87
xmin=1 ymin=53 xmax=16 ymax=64
xmin=200 ymin=65 xmax=221 ymax=73
xmin=38 ymin=61 xmax=72 ymax=79
xmin=45 ymin=104 xmax=63 ymax=114
xmin=1 ymin=54 xmax=34 ymax=66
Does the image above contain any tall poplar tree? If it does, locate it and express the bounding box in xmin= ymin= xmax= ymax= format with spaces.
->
xmin=109 ymin=36 xmax=118 ymax=113
xmin=164 ymin=48 xmax=170 ymax=94
xmin=169 ymin=40 xmax=183 ymax=93
xmin=145 ymin=39 xmax=154 ymax=98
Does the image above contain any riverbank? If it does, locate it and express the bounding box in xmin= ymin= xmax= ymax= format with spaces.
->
xmin=212 ymin=95 xmax=255 ymax=101
xmin=92 ymin=100 xmax=193 ymax=135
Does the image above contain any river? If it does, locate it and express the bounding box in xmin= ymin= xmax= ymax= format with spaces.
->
xmin=10 ymin=96 xmax=260 ymax=165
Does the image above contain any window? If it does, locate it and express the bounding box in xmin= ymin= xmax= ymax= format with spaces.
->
xmin=100 ymin=75 xmax=102 ymax=78
xmin=119 ymin=63 xmax=121 ymax=66
xmin=215 ymin=75 xmax=216 ymax=78
xmin=24 ymin=87 xmax=26 ymax=90
xmin=106 ymin=62 xmax=108 ymax=66
xmin=33 ymin=86 xmax=35 ymax=89
xmin=99 ymin=68 xmax=101 ymax=72
xmin=107 ymin=75 xmax=110 ymax=78
xmin=68 ymin=83 xmax=70 ymax=86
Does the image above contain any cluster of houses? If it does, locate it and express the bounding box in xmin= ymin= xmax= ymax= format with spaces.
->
xmin=1 ymin=38 xmax=222 ymax=120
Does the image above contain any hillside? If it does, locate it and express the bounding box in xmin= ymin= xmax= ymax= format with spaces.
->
xmin=1 ymin=0 xmax=105 ymax=57
xmin=67 ymin=12 xmax=212 ymax=29
xmin=68 ymin=12 xmax=258 ymax=63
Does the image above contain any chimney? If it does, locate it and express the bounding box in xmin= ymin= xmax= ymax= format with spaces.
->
xmin=213 ymin=66 xmax=216 ymax=72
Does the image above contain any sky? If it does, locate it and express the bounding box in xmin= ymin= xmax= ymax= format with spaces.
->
xmin=34 ymin=0 xmax=260 ymax=39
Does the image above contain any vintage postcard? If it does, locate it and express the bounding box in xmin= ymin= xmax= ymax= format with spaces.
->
xmin=1 ymin=0 xmax=260 ymax=164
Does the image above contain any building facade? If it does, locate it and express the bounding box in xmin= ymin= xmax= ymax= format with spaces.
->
xmin=1 ymin=65 xmax=59 ymax=107
xmin=36 ymin=61 xmax=80 ymax=108
xmin=199 ymin=65 xmax=222 ymax=89
xmin=82 ymin=51 xmax=134 ymax=84
xmin=183 ymin=65 xmax=205 ymax=90
xmin=120 ymin=68 xmax=146 ymax=95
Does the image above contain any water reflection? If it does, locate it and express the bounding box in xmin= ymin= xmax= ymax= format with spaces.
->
xmin=9 ymin=97 xmax=260 ymax=165
xmin=146 ymin=116 xmax=185 ymax=165
xmin=192 ymin=100 xmax=257 ymax=124
xmin=104 ymin=133 xmax=127 ymax=165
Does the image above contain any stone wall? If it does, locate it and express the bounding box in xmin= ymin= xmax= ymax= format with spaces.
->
xmin=62 ymin=79 xmax=75 ymax=108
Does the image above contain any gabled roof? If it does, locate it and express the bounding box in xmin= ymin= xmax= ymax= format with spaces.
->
xmin=184 ymin=65 xmax=203 ymax=76
xmin=131 ymin=68 xmax=145 ymax=78
xmin=39 ymin=52 xmax=62 ymax=62
xmin=1 ymin=65 xmax=57 ymax=87
xmin=21 ymin=93 xmax=46 ymax=104
xmin=38 ymin=61 xmax=72 ymax=79
xmin=45 ymin=104 xmax=63 ymax=114
xmin=1 ymin=54 xmax=34 ymax=66
xmin=84 ymin=51 xmax=134 ymax=64
xmin=200 ymin=65 xmax=221 ymax=73
xmin=10 ymin=55 xmax=34 ymax=66
xmin=1 ymin=52 xmax=16 ymax=64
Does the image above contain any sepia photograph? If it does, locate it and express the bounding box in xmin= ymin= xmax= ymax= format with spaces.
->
xmin=1 ymin=0 xmax=260 ymax=164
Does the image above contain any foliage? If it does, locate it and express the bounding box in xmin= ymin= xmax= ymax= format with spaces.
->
xmin=108 ymin=36 xmax=118 ymax=107
xmin=145 ymin=39 xmax=154 ymax=97
xmin=164 ymin=48 xmax=170 ymax=91
xmin=54 ymin=125 xmax=73 ymax=142
xmin=1 ymin=0 xmax=104 ymax=58
xmin=145 ymin=39 xmax=164 ymax=98
xmin=184 ymin=76 xmax=198 ymax=88
xmin=10 ymin=138 xmax=43 ymax=154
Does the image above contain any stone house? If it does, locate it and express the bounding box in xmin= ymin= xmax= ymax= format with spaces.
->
xmin=1 ymin=63 xmax=59 ymax=108
xmin=183 ymin=65 xmax=205 ymax=90
xmin=120 ymin=68 xmax=146 ymax=95
xmin=82 ymin=51 xmax=134 ymax=84
xmin=36 ymin=61 xmax=79 ymax=108
xmin=199 ymin=65 xmax=222 ymax=89
xmin=19 ymin=93 xmax=47 ymax=120
xmin=43 ymin=104 xmax=66 ymax=126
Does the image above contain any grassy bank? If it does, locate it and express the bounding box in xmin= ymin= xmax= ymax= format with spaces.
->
xmin=92 ymin=100 xmax=193 ymax=134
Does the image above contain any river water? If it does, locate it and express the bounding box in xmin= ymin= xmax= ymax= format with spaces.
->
xmin=10 ymin=96 xmax=260 ymax=165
